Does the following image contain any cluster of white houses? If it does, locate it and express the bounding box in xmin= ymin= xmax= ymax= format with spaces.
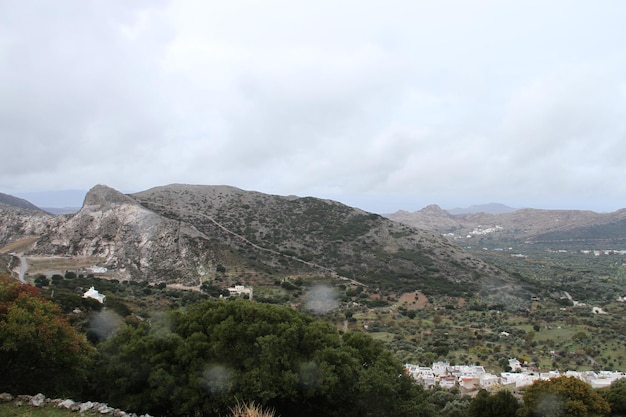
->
xmin=404 ymin=360 xmax=625 ymax=391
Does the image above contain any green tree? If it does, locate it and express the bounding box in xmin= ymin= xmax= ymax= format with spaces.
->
xmin=0 ymin=275 xmax=93 ymax=396
xmin=33 ymin=274 xmax=49 ymax=287
xmin=467 ymin=389 xmax=520 ymax=417
xmin=572 ymin=331 xmax=589 ymax=343
xmin=600 ymin=378 xmax=626 ymax=416
xmin=518 ymin=376 xmax=610 ymax=417
xmin=94 ymin=299 xmax=435 ymax=417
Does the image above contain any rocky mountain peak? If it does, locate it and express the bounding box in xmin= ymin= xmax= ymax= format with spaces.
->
xmin=82 ymin=185 xmax=137 ymax=210
xmin=419 ymin=204 xmax=450 ymax=216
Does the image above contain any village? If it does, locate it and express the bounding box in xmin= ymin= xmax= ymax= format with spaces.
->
xmin=404 ymin=359 xmax=626 ymax=392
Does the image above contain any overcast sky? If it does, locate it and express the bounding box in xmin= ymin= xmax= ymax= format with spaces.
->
xmin=2 ymin=1 xmax=625 ymax=213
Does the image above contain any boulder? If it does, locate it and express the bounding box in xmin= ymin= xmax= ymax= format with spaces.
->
xmin=58 ymin=399 xmax=76 ymax=409
xmin=79 ymin=401 xmax=96 ymax=412
xmin=29 ymin=393 xmax=46 ymax=407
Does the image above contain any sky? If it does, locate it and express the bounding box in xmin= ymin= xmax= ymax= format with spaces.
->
xmin=1 ymin=1 xmax=625 ymax=213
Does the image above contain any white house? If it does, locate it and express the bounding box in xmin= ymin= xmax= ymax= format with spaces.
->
xmin=405 ymin=365 xmax=436 ymax=388
xmin=228 ymin=285 xmax=253 ymax=299
xmin=508 ymin=358 xmax=522 ymax=372
xmin=479 ymin=373 xmax=500 ymax=388
xmin=459 ymin=376 xmax=480 ymax=390
xmin=83 ymin=286 xmax=105 ymax=303
xmin=439 ymin=375 xmax=457 ymax=389
xmin=432 ymin=361 xmax=450 ymax=376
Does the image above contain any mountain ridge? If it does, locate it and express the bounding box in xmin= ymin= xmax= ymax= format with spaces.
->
xmin=0 ymin=184 xmax=518 ymax=300
xmin=446 ymin=202 xmax=518 ymax=215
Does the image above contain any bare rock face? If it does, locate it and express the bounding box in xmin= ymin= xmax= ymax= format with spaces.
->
xmin=32 ymin=185 xmax=221 ymax=285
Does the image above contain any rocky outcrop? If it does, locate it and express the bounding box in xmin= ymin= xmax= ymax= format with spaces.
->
xmin=31 ymin=185 xmax=223 ymax=285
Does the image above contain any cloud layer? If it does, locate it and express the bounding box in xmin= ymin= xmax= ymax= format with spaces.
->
xmin=2 ymin=0 xmax=625 ymax=212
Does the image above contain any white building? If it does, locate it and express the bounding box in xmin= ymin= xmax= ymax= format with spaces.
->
xmin=83 ymin=286 xmax=105 ymax=303
xmin=228 ymin=285 xmax=253 ymax=299
xmin=406 ymin=361 xmax=625 ymax=391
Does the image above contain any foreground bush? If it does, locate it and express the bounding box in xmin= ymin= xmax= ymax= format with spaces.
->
xmin=93 ymin=299 xmax=435 ymax=417
xmin=0 ymin=275 xmax=93 ymax=397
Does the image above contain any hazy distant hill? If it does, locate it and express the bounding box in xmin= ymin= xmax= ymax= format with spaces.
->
xmin=446 ymin=203 xmax=517 ymax=215
xmin=388 ymin=205 xmax=626 ymax=246
xmin=0 ymin=192 xmax=45 ymax=212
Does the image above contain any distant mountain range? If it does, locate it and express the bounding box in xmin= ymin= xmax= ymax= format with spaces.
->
xmin=387 ymin=204 xmax=626 ymax=247
xmin=445 ymin=203 xmax=517 ymax=215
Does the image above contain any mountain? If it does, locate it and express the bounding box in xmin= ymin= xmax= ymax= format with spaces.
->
xmin=0 ymin=184 xmax=516 ymax=298
xmin=446 ymin=203 xmax=517 ymax=215
xmin=387 ymin=205 xmax=462 ymax=231
xmin=0 ymin=192 xmax=46 ymax=212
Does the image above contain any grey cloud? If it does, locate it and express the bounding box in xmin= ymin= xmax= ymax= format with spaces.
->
xmin=1 ymin=1 xmax=626 ymax=213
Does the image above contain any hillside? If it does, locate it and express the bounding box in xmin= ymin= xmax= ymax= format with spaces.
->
xmin=131 ymin=184 xmax=512 ymax=295
xmin=0 ymin=184 xmax=517 ymax=299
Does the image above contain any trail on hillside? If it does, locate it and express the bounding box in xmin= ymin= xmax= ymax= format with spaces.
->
xmin=143 ymin=202 xmax=368 ymax=287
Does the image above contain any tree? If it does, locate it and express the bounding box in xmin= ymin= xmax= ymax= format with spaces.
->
xmin=94 ymin=299 xmax=436 ymax=417
xmin=467 ymin=389 xmax=520 ymax=417
xmin=518 ymin=376 xmax=610 ymax=417
xmin=600 ymin=378 xmax=626 ymax=416
xmin=33 ymin=274 xmax=49 ymax=287
xmin=0 ymin=274 xmax=93 ymax=396
xmin=572 ymin=331 xmax=589 ymax=343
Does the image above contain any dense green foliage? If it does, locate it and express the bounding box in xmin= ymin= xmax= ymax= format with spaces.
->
xmin=0 ymin=275 xmax=93 ymax=396
xmin=466 ymin=389 xmax=520 ymax=417
xmin=600 ymin=378 xmax=626 ymax=416
xmin=93 ymin=298 xmax=435 ymax=417
xmin=518 ymin=376 xmax=610 ymax=417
